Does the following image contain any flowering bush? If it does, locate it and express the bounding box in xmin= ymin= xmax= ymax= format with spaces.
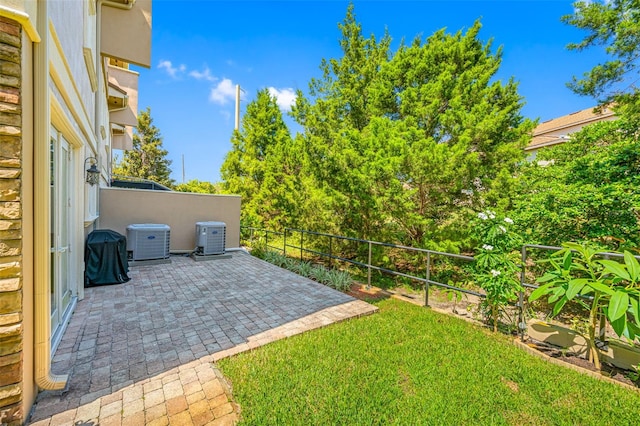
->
xmin=472 ymin=210 xmax=522 ymax=332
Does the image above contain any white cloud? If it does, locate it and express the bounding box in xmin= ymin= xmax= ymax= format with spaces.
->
xmin=189 ymin=67 xmax=217 ymax=82
xmin=209 ymin=78 xmax=236 ymax=105
xmin=268 ymin=87 xmax=297 ymax=112
xmin=158 ymin=60 xmax=186 ymax=78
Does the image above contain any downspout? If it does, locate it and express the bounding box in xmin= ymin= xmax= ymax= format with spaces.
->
xmin=33 ymin=0 xmax=68 ymax=390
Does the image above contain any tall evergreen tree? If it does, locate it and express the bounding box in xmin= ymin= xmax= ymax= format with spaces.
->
xmin=220 ymin=89 xmax=293 ymax=228
xmin=294 ymin=9 xmax=534 ymax=250
xmin=113 ymin=107 xmax=174 ymax=188
xmin=369 ymin=22 xmax=534 ymax=249
xmin=292 ymin=4 xmax=391 ymax=239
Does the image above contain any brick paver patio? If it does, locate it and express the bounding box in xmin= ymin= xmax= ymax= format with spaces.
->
xmin=28 ymin=251 xmax=377 ymax=425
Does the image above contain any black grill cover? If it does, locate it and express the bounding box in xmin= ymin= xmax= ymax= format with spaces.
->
xmin=85 ymin=229 xmax=130 ymax=287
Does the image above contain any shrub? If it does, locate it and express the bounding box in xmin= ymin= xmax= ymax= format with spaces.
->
xmin=325 ymin=269 xmax=353 ymax=292
xmin=530 ymin=242 xmax=640 ymax=370
xmin=256 ymin=250 xmax=353 ymax=293
xmin=471 ymin=210 xmax=522 ymax=332
xmin=310 ymin=265 xmax=331 ymax=284
xmin=263 ymin=250 xmax=287 ymax=267
xmin=294 ymin=261 xmax=314 ymax=278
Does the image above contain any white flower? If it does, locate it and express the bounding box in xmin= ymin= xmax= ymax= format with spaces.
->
xmin=504 ymin=217 xmax=513 ymax=224
xmin=491 ymin=269 xmax=501 ymax=277
xmin=478 ymin=212 xmax=488 ymax=220
xmin=498 ymin=225 xmax=507 ymax=233
xmin=482 ymin=244 xmax=494 ymax=251
xmin=488 ymin=212 xmax=496 ymax=219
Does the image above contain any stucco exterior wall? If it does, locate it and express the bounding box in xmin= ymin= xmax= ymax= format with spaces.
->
xmin=99 ymin=188 xmax=241 ymax=251
xmin=49 ymin=1 xmax=95 ymax=122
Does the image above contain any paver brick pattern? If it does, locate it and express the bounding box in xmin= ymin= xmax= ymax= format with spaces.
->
xmin=28 ymin=251 xmax=377 ymax=425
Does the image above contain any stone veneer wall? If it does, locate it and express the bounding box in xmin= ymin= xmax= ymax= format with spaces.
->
xmin=0 ymin=16 xmax=23 ymax=426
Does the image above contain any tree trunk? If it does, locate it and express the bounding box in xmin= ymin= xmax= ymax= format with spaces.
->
xmin=588 ymin=294 xmax=602 ymax=370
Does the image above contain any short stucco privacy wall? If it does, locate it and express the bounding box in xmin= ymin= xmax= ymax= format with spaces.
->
xmin=99 ymin=187 xmax=241 ymax=251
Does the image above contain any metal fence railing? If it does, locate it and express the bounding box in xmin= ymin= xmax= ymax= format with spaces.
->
xmin=241 ymin=227 xmax=640 ymax=341
xmin=241 ymin=227 xmax=478 ymax=308
xmin=241 ymin=227 xmax=285 ymax=254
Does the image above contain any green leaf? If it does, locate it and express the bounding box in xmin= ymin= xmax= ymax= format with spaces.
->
xmin=599 ymin=259 xmax=630 ymax=281
xmin=565 ymin=278 xmax=588 ymax=300
xmin=552 ymin=296 xmax=568 ymax=317
xmin=548 ymin=289 xmax=560 ymax=303
xmin=529 ymin=283 xmax=554 ymax=302
xmin=610 ymin=314 xmax=627 ymax=338
xmin=630 ymin=297 xmax=640 ymax=326
xmin=588 ymin=281 xmax=615 ymax=296
xmin=624 ymin=251 xmax=640 ymax=282
xmin=608 ymin=291 xmax=630 ymax=322
xmin=548 ymin=287 xmax=565 ymax=303
xmin=627 ymin=322 xmax=640 ymax=341
xmin=562 ymin=243 xmax=582 ymax=252
xmin=562 ymin=250 xmax=573 ymax=270
xmin=580 ymin=286 xmax=594 ymax=295
xmin=536 ymin=273 xmax=558 ymax=283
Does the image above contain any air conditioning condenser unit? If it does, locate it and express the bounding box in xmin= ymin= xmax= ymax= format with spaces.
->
xmin=126 ymin=224 xmax=170 ymax=261
xmin=195 ymin=221 xmax=226 ymax=255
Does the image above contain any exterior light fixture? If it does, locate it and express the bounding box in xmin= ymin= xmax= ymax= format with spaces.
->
xmin=85 ymin=157 xmax=100 ymax=186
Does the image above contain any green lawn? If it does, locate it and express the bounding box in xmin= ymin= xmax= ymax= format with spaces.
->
xmin=218 ymin=299 xmax=639 ymax=425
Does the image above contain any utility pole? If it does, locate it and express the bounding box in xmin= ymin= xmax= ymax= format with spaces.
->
xmin=234 ymin=84 xmax=240 ymax=131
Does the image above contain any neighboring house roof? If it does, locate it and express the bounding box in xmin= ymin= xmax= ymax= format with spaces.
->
xmin=526 ymin=106 xmax=616 ymax=151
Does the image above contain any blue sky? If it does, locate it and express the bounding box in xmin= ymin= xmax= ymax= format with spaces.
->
xmin=129 ymin=0 xmax=608 ymax=184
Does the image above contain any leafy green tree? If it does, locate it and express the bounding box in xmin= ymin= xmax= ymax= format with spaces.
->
xmin=372 ymin=23 xmax=533 ymax=249
xmin=563 ymin=0 xmax=640 ymax=114
xmin=113 ymin=107 xmax=174 ymax=188
xmin=174 ymin=179 xmax=221 ymax=194
xmin=294 ymin=10 xmax=534 ymax=249
xmin=511 ymin=116 xmax=640 ymax=250
xmin=292 ymin=4 xmax=391 ymax=239
xmin=252 ymin=134 xmax=307 ymax=230
xmin=220 ymin=89 xmax=293 ymax=228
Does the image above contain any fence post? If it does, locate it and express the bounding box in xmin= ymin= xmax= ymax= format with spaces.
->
xmin=283 ymin=229 xmax=287 ymax=256
xmin=300 ymin=231 xmax=304 ymax=260
xmin=265 ymin=229 xmax=268 ymax=250
xmin=367 ymin=241 xmax=372 ymax=289
xmin=519 ymin=246 xmax=527 ymax=341
xmin=425 ymin=252 xmax=431 ymax=307
xmin=328 ymin=235 xmax=333 ymax=268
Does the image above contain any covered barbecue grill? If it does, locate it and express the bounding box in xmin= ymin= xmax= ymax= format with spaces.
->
xmin=84 ymin=229 xmax=131 ymax=287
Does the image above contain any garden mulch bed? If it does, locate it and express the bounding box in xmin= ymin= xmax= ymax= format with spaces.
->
xmin=524 ymin=340 xmax=640 ymax=389
xmin=346 ymin=283 xmax=391 ymax=302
